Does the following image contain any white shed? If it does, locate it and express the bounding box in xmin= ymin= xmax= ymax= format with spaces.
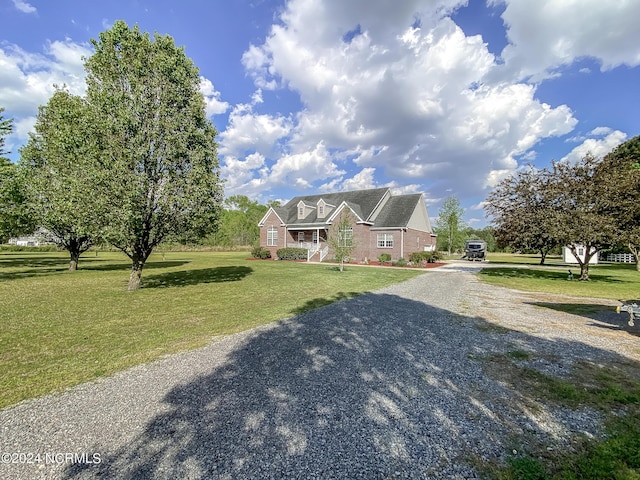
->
xmin=563 ymin=245 xmax=599 ymax=264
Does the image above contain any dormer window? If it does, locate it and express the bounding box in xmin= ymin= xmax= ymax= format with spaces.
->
xmin=317 ymin=199 xmax=333 ymax=219
xmin=319 ymin=204 xmax=324 ymax=217
xmin=297 ymin=200 xmax=307 ymax=219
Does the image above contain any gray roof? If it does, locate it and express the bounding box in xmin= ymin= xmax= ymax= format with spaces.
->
xmin=282 ymin=188 xmax=389 ymax=225
xmin=268 ymin=188 xmax=426 ymax=230
xmin=372 ymin=194 xmax=422 ymax=228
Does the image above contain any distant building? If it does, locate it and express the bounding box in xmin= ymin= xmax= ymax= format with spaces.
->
xmin=7 ymin=228 xmax=54 ymax=247
xmin=563 ymin=245 xmax=599 ymax=264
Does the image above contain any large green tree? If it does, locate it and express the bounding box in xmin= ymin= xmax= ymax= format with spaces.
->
xmin=434 ymin=196 xmax=466 ymax=256
xmin=85 ymin=21 xmax=222 ymax=290
xmin=0 ymin=108 xmax=36 ymax=243
xmin=485 ymin=167 xmax=560 ymax=264
xmin=20 ymin=90 xmax=98 ymax=269
xmin=595 ymin=135 xmax=640 ymax=270
xmin=547 ymin=155 xmax=616 ymax=280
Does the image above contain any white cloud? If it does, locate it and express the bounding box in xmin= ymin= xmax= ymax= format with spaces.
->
xmin=560 ymin=129 xmax=627 ymax=164
xmin=199 ymin=77 xmax=229 ymax=117
xmin=218 ymin=103 xmax=292 ymax=157
xmin=12 ymin=0 xmax=36 ymax=14
xmin=495 ymin=0 xmax=640 ymax=80
xmin=241 ymin=0 xmax=578 ymax=198
xmin=269 ymin=142 xmax=345 ymax=188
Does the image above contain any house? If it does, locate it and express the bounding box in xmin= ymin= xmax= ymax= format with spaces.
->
xmin=563 ymin=245 xmax=599 ymax=265
xmin=258 ymin=187 xmax=437 ymax=262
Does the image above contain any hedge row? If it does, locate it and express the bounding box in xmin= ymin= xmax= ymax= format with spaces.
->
xmin=251 ymin=246 xmax=272 ymax=259
xmin=276 ymin=248 xmax=307 ymax=260
xmin=408 ymin=251 xmax=441 ymax=263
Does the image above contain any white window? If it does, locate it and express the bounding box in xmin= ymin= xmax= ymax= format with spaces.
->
xmin=377 ymin=233 xmax=393 ymax=248
xmin=267 ymin=227 xmax=278 ymax=246
xmin=298 ymin=206 xmax=305 ymax=218
xmin=339 ymin=227 xmax=353 ymax=247
xmin=312 ymin=231 xmax=318 ymax=244
xmin=298 ymin=232 xmax=305 ymax=244
xmin=318 ymin=204 xmax=324 ymax=217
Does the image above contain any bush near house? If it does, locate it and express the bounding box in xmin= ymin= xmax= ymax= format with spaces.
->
xmin=276 ymin=247 xmax=307 ymax=260
xmin=378 ymin=253 xmax=392 ymax=263
xmin=250 ymin=246 xmax=271 ymax=259
xmin=409 ymin=251 xmax=440 ymax=264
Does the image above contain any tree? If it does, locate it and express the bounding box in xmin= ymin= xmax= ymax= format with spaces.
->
xmin=595 ymin=135 xmax=640 ymax=271
xmin=85 ymin=21 xmax=223 ymax=290
xmin=0 ymin=107 xmax=12 ymax=157
xmin=208 ymin=196 xmax=267 ymax=247
xmin=20 ymin=90 xmax=98 ymax=269
xmin=327 ymin=210 xmax=356 ymax=272
xmin=485 ymin=167 xmax=560 ymax=264
xmin=1 ymin=108 xmax=36 ymax=243
xmin=434 ymin=196 xmax=465 ymax=256
xmin=548 ymin=154 xmax=616 ymax=280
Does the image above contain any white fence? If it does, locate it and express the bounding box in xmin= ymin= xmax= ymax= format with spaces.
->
xmin=606 ymin=253 xmax=636 ymax=263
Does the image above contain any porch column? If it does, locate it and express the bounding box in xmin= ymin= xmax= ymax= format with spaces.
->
xmin=401 ymin=229 xmax=404 ymax=259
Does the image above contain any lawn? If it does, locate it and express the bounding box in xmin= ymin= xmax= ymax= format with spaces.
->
xmin=0 ymin=251 xmax=422 ymax=408
xmin=479 ymin=254 xmax=640 ymax=301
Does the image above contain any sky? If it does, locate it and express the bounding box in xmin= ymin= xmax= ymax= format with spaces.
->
xmin=1 ymin=0 xmax=639 ymax=227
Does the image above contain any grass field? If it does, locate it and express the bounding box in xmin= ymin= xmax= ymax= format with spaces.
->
xmin=480 ymin=253 xmax=640 ymax=301
xmin=0 ymin=251 xmax=421 ymax=408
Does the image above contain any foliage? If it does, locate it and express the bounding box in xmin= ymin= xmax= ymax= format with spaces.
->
xmin=207 ymin=196 xmax=267 ymax=247
xmin=378 ymin=253 xmax=392 ymax=263
xmin=84 ymin=21 xmax=223 ymax=290
xmin=595 ymin=135 xmax=640 ymax=271
xmin=487 ymin=155 xmax=618 ymax=279
xmin=0 ymin=251 xmax=421 ymax=408
xmin=276 ymin=247 xmax=307 ymax=260
xmin=1 ymin=109 xmax=35 ymax=242
xmin=327 ymin=210 xmax=357 ymax=271
xmin=434 ymin=196 xmax=466 ymax=255
xmin=250 ymin=245 xmax=271 ymax=259
xmin=0 ymin=107 xmax=12 ymax=156
xmin=485 ymin=166 xmax=560 ymax=265
xmin=19 ymin=90 xmax=96 ymax=270
xmin=392 ymin=257 xmax=407 ymax=267
xmin=408 ymin=251 xmax=439 ymax=264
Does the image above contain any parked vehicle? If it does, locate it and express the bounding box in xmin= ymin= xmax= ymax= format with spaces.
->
xmin=463 ymin=240 xmax=487 ymax=261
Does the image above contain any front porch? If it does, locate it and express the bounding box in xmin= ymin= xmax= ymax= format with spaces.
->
xmin=287 ymin=228 xmax=329 ymax=262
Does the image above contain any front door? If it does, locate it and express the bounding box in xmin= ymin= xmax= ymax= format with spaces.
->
xmin=298 ymin=231 xmax=305 ymax=246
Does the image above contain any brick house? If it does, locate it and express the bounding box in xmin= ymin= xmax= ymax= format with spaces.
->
xmin=258 ymin=187 xmax=437 ymax=262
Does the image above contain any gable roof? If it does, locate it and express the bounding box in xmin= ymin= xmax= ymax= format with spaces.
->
xmin=282 ymin=187 xmax=390 ymax=225
xmin=372 ymin=194 xmax=422 ymax=228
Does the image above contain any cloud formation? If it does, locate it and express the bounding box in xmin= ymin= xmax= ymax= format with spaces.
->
xmin=12 ymin=0 xmax=36 ymax=14
xmin=232 ymin=0 xmax=582 ymax=200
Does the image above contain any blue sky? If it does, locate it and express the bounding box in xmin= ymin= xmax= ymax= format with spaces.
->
xmin=1 ymin=0 xmax=639 ymax=227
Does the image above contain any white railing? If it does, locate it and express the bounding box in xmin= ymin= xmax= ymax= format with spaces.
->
xmin=287 ymin=242 xmax=317 ymax=250
xmin=319 ymin=246 xmax=329 ymax=262
xmin=607 ymin=253 xmax=636 ymax=263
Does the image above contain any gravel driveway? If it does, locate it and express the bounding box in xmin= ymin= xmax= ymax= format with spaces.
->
xmin=1 ymin=263 xmax=638 ymax=479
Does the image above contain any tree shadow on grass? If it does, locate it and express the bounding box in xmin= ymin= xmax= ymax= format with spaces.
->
xmin=479 ymin=267 xmax=623 ymax=284
xmin=142 ymin=266 xmax=253 ymax=288
xmin=83 ymin=261 xmax=189 ymax=272
xmin=59 ymin=284 xmax=640 ymax=479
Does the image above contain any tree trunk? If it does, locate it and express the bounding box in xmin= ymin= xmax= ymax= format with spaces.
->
xmin=578 ymin=260 xmax=590 ymax=281
xmin=539 ymin=249 xmax=547 ymax=265
xmin=629 ymin=244 xmax=640 ymax=272
xmin=68 ymin=239 xmax=80 ymax=271
xmin=128 ymin=259 xmax=144 ymax=291
xmin=69 ymin=252 xmax=79 ymax=271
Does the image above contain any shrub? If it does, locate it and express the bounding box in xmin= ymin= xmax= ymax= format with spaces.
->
xmin=251 ymin=246 xmax=271 ymax=259
xmin=393 ymin=257 xmax=407 ymax=267
xmin=378 ymin=253 xmax=392 ymax=263
xmin=276 ymin=247 xmax=307 ymax=260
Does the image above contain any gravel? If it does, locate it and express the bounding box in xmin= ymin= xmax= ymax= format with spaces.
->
xmin=1 ymin=261 xmax=637 ymax=479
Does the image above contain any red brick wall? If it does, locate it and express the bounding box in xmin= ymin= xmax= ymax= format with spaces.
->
xmin=259 ymin=210 xmax=287 ymax=258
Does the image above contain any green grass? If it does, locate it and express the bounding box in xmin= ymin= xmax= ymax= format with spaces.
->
xmin=0 ymin=251 xmax=422 ymax=408
xmin=477 ymin=352 xmax=640 ymax=479
xmin=478 ymin=261 xmax=640 ymax=301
